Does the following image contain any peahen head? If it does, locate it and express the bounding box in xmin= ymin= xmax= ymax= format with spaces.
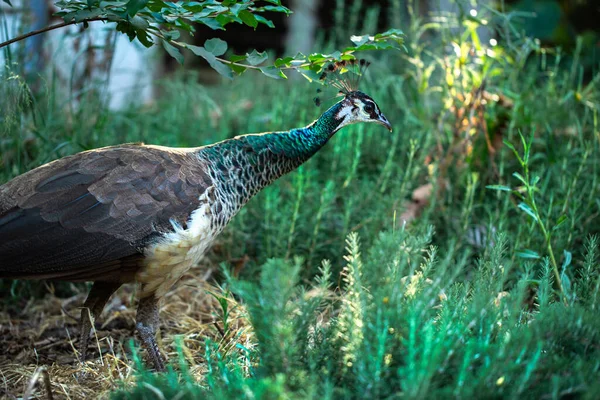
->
xmin=316 ymin=60 xmax=392 ymax=134
xmin=334 ymin=90 xmax=392 ymax=132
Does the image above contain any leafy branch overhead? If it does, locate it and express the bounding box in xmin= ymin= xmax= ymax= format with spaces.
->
xmin=3 ymin=0 xmax=404 ymax=80
xmin=171 ymin=29 xmax=404 ymax=81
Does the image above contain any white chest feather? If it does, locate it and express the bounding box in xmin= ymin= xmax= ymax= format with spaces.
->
xmin=136 ymin=201 xmax=218 ymax=298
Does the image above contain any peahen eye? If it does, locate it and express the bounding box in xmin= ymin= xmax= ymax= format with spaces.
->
xmin=364 ymin=103 xmax=375 ymax=114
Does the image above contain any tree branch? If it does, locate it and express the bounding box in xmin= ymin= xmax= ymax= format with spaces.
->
xmin=0 ymin=17 xmax=108 ymax=50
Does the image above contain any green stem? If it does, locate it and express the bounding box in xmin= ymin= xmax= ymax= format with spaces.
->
xmin=215 ymin=54 xmax=312 ymax=71
xmin=525 ymin=163 xmax=568 ymax=305
xmin=537 ymin=216 xmax=567 ymax=305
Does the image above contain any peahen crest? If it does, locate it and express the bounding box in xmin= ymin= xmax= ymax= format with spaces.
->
xmin=314 ymin=59 xmax=371 ymax=106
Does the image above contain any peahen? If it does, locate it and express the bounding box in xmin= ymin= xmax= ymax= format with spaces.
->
xmin=0 ymin=62 xmax=391 ymax=371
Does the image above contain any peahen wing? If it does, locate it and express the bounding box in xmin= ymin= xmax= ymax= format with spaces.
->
xmin=0 ymin=144 xmax=212 ymax=282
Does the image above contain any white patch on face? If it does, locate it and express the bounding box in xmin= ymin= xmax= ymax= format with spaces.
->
xmin=335 ymin=102 xmax=356 ymax=128
xmin=334 ymin=98 xmax=376 ymax=132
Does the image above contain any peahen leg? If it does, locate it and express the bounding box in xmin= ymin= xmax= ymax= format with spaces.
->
xmin=78 ymin=281 xmax=121 ymax=364
xmin=135 ymin=294 xmax=165 ymax=371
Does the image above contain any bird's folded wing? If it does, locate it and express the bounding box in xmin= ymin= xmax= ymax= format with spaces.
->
xmin=0 ymin=144 xmax=211 ymax=282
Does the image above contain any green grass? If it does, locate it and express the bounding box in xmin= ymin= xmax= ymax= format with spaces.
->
xmin=2 ymin=2 xmax=600 ymax=399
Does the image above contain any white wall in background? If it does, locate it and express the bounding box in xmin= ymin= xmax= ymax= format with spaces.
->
xmin=1 ymin=1 xmax=156 ymax=109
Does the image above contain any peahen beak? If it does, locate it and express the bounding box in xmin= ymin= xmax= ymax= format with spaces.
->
xmin=376 ymin=113 xmax=393 ymax=132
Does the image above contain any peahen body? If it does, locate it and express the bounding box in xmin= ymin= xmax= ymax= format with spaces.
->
xmin=0 ymin=89 xmax=391 ymax=370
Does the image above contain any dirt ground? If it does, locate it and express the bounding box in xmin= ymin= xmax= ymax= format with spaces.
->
xmin=0 ymin=271 xmax=250 ymax=399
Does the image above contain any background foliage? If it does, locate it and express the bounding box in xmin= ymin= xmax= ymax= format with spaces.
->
xmin=1 ymin=0 xmax=599 ymax=398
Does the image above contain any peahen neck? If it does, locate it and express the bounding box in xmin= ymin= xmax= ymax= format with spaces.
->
xmin=196 ymin=100 xmax=345 ymax=221
xmin=257 ymin=101 xmax=344 ymax=159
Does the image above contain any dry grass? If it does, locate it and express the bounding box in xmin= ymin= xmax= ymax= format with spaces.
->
xmin=0 ymin=270 xmax=252 ymax=399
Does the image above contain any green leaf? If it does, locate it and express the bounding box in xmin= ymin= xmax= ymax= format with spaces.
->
xmin=329 ymin=51 xmax=342 ymax=60
xmin=229 ymin=54 xmax=248 ymax=63
xmin=561 ymin=250 xmax=572 ymax=271
xmin=518 ymin=202 xmax=538 ymax=222
xmin=146 ymin=1 xmax=164 ymax=12
xmin=216 ymin=14 xmax=236 ymax=28
xmin=263 ymin=5 xmax=292 ymax=15
xmin=374 ymin=29 xmax=405 ymax=47
xmin=503 ymin=140 xmax=523 ymax=163
xmin=274 ymin=56 xmax=294 ymax=68
xmin=299 ymin=68 xmax=322 ymax=82
xmin=187 ymin=45 xmax=233 ymax=79
xmin=308 ymin=53 xmax=327 ymax=63
xmin=246 ymin=49 xmax=268 ymax=66
xmin=199 ymin=17 xmax=225 ymax=30
xmin=229 ymin=3 xmax=245 ymax=16
xmin=560 ymin=249 xmax=573 ymax=300
xmin=375 ymin=28 xmax=404 ymax=37
xmin=287 ymin=52 xmax=308 ymax=67
xmin=560 ymin=250 xmax=573 ymax=298
xmin=239 ymin=10 xmax=258 ymax=28
xmin=130 ymin=15 xmax=149 ymax=30
xmin=148 ymin=11 xmax=165 ymax=23
xmin=512 ymin=172 xmax=527 ymax=185
xmin=163 ymin=40 xmax=184 ymax=65
xmin=200 ymin=5 xmax=229 ymax=15
xmin=516 ymin=249 xmax=541 ymax=259
xmin=136 ymin=28 xmax=153 ymax=48
xmin=519 ymin=132 xmax=530 ymax=156
xmin=259 ymin=66 xmax=286 ymax=79
xmin=349 ymin=29 xmax=404 ymax=50
xmin=126 ymin=0 xmax=149 ymax=17
xmin=229 ymin=64 xmax=247 ymax=75
xmin=352 ymin=42 xmax=398 ymax=51
xmin=561 ymin=271 xmax=572 ymax=299
xmin=553 ymin=214 xmax=568 ymax=231
xmin=116 ymin=20 xmax=136 ymax=41
xmin=163 ymin=30 xmax=180 ymax=41
xmin=204 ymin=38 xmax=227 ymax=56
xmin=254 ymin=15 xmax=275 ymax=28
xmin=64 ymin=8 xmax=103 ymax=22
xmin=486 ymin=185 xmax=512 ymax=192
xmin=350 ymin=34 xmax=373 ymax=47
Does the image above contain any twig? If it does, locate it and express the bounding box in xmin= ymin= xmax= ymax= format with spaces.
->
xmin=0 ymin=17 xmax=107 ymax=50
xmin=213 ymin=321 xmax=225 ymax=338
xmin=215 ymin=55 xmax=311 ymax=71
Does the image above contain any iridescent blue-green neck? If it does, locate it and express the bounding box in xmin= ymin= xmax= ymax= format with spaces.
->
xmin=310 ymin=99 xmax=347 ymax=140
xmin=251 ymin=100 xmax=345 ymax=160
xmin=196 ymin=100 xmax=345 ymax=220
xmin=200 ymin=99 xmax=345 ymax=163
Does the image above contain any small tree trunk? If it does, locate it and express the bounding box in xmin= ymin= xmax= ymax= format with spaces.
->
xmin=24 ymin=0 xmax=49 ymax=88
xmin=285 ymin=0 xmax=318 ymax=79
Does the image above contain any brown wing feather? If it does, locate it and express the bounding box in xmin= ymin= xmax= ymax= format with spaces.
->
xmin=0 ymin=144 xmax=212 ymax=282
